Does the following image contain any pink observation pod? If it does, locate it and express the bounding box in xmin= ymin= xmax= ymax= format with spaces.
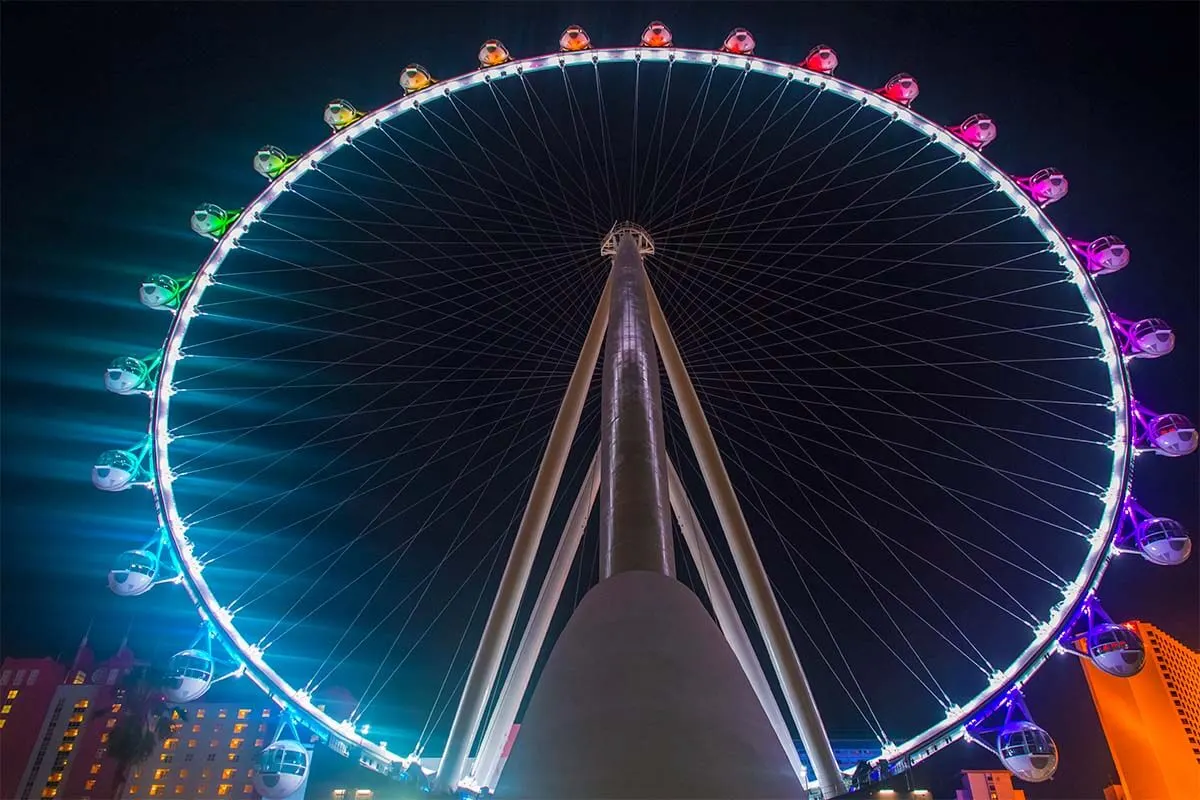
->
xmin=721 ymin=28 xmax=756 ymax=56
xmin=949 ymin=114 xmax=997 ymax=149
xmin=1015 ymin=168 xmax=1068 ymax=208
xmin=1132 ymin=404 xmax=1198 ymax=457
xmin=879 ymin=73 xmax=920 ymax=106
xmin=804 ymin=45 xmax=838 ymax=74
xmin=1069 ymin=236 xmax=1129 ymax=276
xmin=641 ymin=21 xmax=673 ymax=48
xmin=560 ymin=25 xmax=592 ymax=52
xmin=478 ymin=39 xmax=512 ymax=68
xmin=1111 ymin=314 xmax=1175 ymax=359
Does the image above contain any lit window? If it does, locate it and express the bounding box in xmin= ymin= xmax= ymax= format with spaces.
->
xmin=218 ymin=709 xmax=228 ymax=719
xmin=222 ymin=768 xmax=237 ymax=780
xmin=0 ymin=705 xmax=11 ymax=714
xmin=254 ymin=739 xmax=264 ymax=748
xmin=191 ymin=724 xmax=201 ymax=733
xmin=174 ymin=787 xmax=184 ymax=796
xmin=261 ymin=709 xmax=271 ymax=718
xmin=333 ymin=791 xmax=347 ymax=799
xmin=354 ymin=791 xmax=373 ymax=799
xmin=202 ymin=767 xmax=212 ymax=779
xmin=196 ymin=785 xmax=208 ymax=796
xmin=111 ymin=703 xmax=122 ymax=713
xmin=85 ymin=780 xmax=96 ymax=791
xmin=227 ymin=754 xmax=239 ymax=762
xmin=101 ymin=733 xmax=110 ymax=743
xmin=49 ymin=772 xmax=64 ymax=782
xmin=5 ymin=690 xmax=17 ymax=699
xmin=149 ymin=785 xmax=165 ymax=797
xmin=229 ymin=738 xmax=244 ymax=750
xmin=233 ymin=723 xmax=247 ymax=734
xmin=90 ymin=763 xmax=101 ymax=775
xmin=57 ymin=743 xmax=73 ymax=753
xmin=258 ymin=724 xmax=267 ymax=733
xmin=237 ymin=709 xmax=250 ymax=720
xmin=159 ymin=754 xmax=173 ymax=763
xmin=196 ymin=709 xmax=206 ymax=719
xmin=178 ymin=769 xmax=189 ymax=779
xmin=0 ymin=719 xmax=5 ymax=729
xmin=107 ymin=718 xmax=117 ymax=728
xmin=217 ymin=784 xmax=232 ymax=796
xmin=187 ymin=739 xmax=197 ymax=749
xmin=242 ymin=785 xmax=253 ymax=795
xmin=210 ymin=740 xmax=220 ymax=749
xmin=72 ymin=672 xmax=86 ymax=685
xmin=76 ymin=700 xmax=89 ymax=710
xmin=163 ymin=738 xmax=179 ymax=751
xmin=134 ymin=768 xmax=143 ymax=779
xmin=40 ymin=789 xmax=56 ymax=799
xmin=65 ymin=729 xmax=79 ymax=739
xmin=154 ymin=768 xmax=170 ymax=780
xmin=129 ymin=787 xmax=139 ymax=796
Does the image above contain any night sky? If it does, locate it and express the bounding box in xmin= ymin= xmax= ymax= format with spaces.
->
xmin=3 ymin=3 xmax=1197 ymax=799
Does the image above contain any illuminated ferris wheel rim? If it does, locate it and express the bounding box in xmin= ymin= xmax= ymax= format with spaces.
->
xmin=146 ymin=44 xmax=1132 ymax=777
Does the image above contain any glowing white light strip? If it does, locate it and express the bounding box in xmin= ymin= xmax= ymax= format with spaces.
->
xmin=148 ymin=46 xmax=1132 ymax=780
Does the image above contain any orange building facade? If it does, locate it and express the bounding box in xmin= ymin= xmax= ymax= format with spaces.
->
xmin=1079 ymin=621 xmax=1200 ymax=799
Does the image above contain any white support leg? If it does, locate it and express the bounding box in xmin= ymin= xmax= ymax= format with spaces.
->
xmin=646 ymin=282 xmax=845 ymax=799
xmin=470 ymin=451 xmax=601 ymax=791
xmin=667 ymin=459 xmax=810 ymax=789
xmin=435 ymin=278 xmax=612 ymax=793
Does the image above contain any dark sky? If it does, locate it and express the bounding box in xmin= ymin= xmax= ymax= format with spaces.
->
xmin=2 ymin=3 xmax=1197 ymax=799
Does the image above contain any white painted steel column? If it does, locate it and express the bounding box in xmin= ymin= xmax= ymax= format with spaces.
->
xmin=646 ymin=282 xmax=844 ymax=799
xmin=435 ymin=278 xmax=612 ymax=793
xmin=471 ymin=451 xmax=601 ymax=791
xmin=667 ymin=459 xmax=809 ymax=789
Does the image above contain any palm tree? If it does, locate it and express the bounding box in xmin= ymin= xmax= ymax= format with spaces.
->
xmin=101 ymin=665 xmax=185 ymax=800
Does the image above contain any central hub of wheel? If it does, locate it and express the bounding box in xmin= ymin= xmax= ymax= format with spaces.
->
xmin=600 ymin=221 xmax=655 ymax=255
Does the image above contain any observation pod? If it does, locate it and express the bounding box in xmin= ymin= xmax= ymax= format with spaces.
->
xmin=254 ymin=739 xmax=310 ymax=798
xmin=1135 ymin=517 xmax=1192 ymax=566
xmin=1112 ymin=314 xmax=1174 ymax=359
xmin=949 ymin=114 xmax=997 ymax=149
xmin=92 ymin=442 xmax=150 ymax=492
xmin=108 ymin=549 xmax=159 ymax=597
xmin=478 ymin=40 xmax=511 ymax=68
xmin=399 ymin=64 xmax=435 ymax=94
xmin=641 ymin=21 xmax=673 ymax=48
xmin=997 ymin=720 xmax=1059 ymax=783
xmin=559 ymin=25 xmax=592 ymax=52
xmin=1069 ymin=236 xmax=1129 ymax=276
xmin=804 ymin=45 xmax=838 ymax=74
xmin=105 ymin=353 xmax=160 ymax=396
xmin=190 ymin=204 xmax=240 ymax=241
xmin=1143 ymin=413 xmax=1198 ymax=456
xmin=324 ymin=99 xmax=363 ymax=131
xmin=1016 ymin=168 xmax=1069 ymax=208
xmin=164 ymin=648 xmax=215 ymax=703
xmin=1087 ymin=622 xmax=1146 ymax=677
xmin=879 ymin=73 xmax=920 ymax=106
xmin=721 ymin=28 xmax=756 ymax=56
xmin=254 ymin=146 xmax=298 ymax=180
xmin=140 ymin=274 xmax=191 ymax=312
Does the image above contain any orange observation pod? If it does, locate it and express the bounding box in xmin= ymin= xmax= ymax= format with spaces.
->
xmin=721 ymin=28 xmax=755 ymax=56
xmin=641 ymin=21 xmax=672 ymax=48
xmin=399 ymin=64 xmax=435 ymax=94
xmin=559 ymin=25 xmax=592 ymax=52
xmin=478 ymin=40 xmax=511 ymax=67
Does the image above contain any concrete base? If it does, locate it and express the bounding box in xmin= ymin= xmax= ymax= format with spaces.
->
xmin=495 ymin=571 xmax=803 ymax=799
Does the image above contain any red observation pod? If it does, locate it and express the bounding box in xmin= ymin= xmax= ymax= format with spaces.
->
xmin=804 ymin=45 xmax=838 ymax=74
xmin=721 ymin=28 xmax=756 ymax=55
xmin=560 ymin=25 xmax=592 ymax=52
xmin=478 ymin=40 xmax=511 ymax=68
xmin=641 ymin=21 xmax=673 ymax=48
xmin=949 ymin=114 xmax=997 ymax=149
xmin=399 ymin=64 xmax=435 ymax=94
xmin=879 ymin=73 xmax=920 ymax=105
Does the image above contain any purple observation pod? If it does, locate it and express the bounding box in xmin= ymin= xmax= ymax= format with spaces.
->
xmin=1131 ymin=402 xmax=1198 ymax=457
xmin=1111 ymin=314 xmax=1175 ymax=359
xmin=1069 ymin=236 xmax=1130 ymax=276
xmin=1114 ymin=498 xmax=1192 ymax=566
xmin=878 ymin=73 xmax=919 ymax=106
xmin=1015 ymin=168 xmax=1068 ymax=208
xmin=949 ymin=114 xmax=997 ymax=149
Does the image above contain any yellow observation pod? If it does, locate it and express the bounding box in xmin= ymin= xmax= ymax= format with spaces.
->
xmin=478 ymin=40 xmax=511 ymax=67
xmin=323 ymin=99 xmax=363 ymax=131
xmin=560 ymin=25 xmax=592 ymax=52
xmin=400 ymin=64 xmax=435 ymax=94
xmin=641 ymin=21 xmax=672 ymax=48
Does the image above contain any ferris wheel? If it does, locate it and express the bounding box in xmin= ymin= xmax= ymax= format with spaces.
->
xmin=93 ymin=21 xmax=1196 ymax=799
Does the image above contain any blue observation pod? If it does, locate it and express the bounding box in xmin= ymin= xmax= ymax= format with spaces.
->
xmin=254 ymin=740 xmax=311 ymax=799
xmin=108 ymin=549 xmax=160 ymax=597
xmin=254 ymin=146 xmax=298 ymax=180
xmin=164 ymin=648 xmax=215 ymax=703
xmin=997 ymin=720 xmax=1058 ymax=783
xmin=92 ymin=449 xmax=144 ymax=492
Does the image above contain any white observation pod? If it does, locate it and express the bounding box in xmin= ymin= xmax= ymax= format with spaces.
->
xmin=1147 ymin=413 xmax=1198 ymax=456
xmin=108 ymin=549 xmax=160 ymax=597
xmin=996 ymin=720 xmax=1058 ymax=783
xmin=1085 ymin=622 xmax=1146 ymax=678
xmin=1129 ymin=318 xmax=1175 ymax=358
xmin=253 ymin=739 xmax=311 ymax=799
xmin=1135 ymin=517 xmax=1192 ymax=566
xmin=105 ymin=356 xmax=151 ymax=395
xmin=164 ymin=648 xmax=215 ymax=703
xmin=1070 ymin=236 xmax=1129 ymax=276
xmin=92 ymin=449 xmax=140 ymax=492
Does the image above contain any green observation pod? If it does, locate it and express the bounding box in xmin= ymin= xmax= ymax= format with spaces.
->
xmin=190 ymin=203 xmax=242 ymax=241
xmin=104 ymin=351 xmax=163 ymax=396
xmin=254 ymin=146 xmax=299 ymax=180
xmin=140 ymin=273 xmax=194 ymax=312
